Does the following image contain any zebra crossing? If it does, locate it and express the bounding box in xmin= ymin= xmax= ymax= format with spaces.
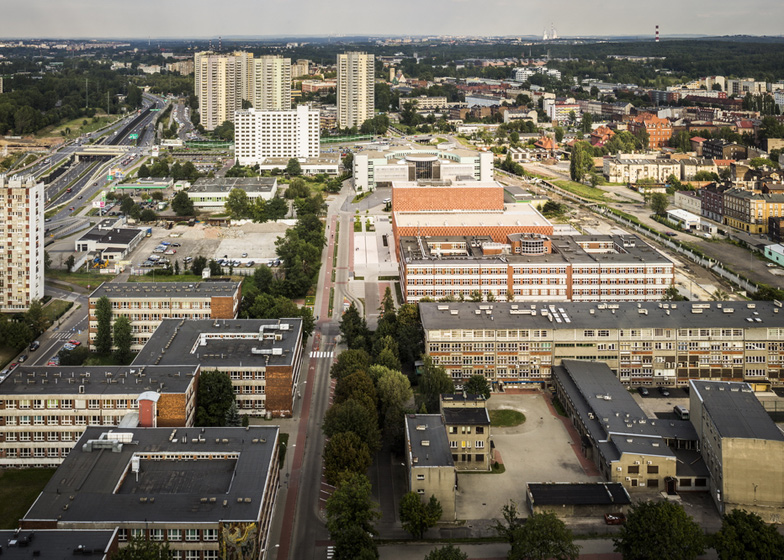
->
xmin=52 ymin=332 xmax=74 ymax=340
xmin=309 ymin=351 xmax=334 ymax=359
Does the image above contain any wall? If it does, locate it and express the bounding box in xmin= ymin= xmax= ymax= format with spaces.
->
xmin=721 ymin=438 xmax=784 ymax=522
xmin=410 ymin=465 xmax=456 ymax=520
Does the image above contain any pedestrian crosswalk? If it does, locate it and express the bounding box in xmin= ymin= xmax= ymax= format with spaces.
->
xmin=52 ymin=332 xmax=73 ymax=340
xmin=309 ymin=351 xmax=334 ymax=359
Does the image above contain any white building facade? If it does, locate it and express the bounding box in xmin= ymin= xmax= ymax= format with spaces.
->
xmin=234 ymin=105 xmax=320 ymax=166
xmin=0 ymin=174 xmax=44 ymax=312
xmin=337 ymin=52 xmax=375 ymax=129
xmin=253 ymin=55 xmax=292 ymax=111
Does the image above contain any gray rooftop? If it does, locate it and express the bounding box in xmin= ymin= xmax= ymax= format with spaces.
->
xmin=420 ymin=301 xmax=784 ymax=331
xmin=23 ymin=426 xmax=279 ymax=524
xmin=90 ymin=281 xmax=241 ymax=300
xmin=691 ymin=380 xmax=784 ymax=441
xmin=527 ymin=482 xmax=631 ymax=506
xmin=133 ymin=318 xmax=302 ymax=369
xmin=442 ymin=408 xmax=490 ymax=426
xmin=672 ymin=449 xmax=710 ymax=478
xmin=77 ymin=227 xmax=144 ymax=246
xmin=0 ymin=530 xmax=115 ymax=560
xmin=190 ymin=177 xmax=277 ymax=194
xmin=0 ymin=365 xmax=198 ymax=396
xmin=405 ymin=414 xmax=454 ymax=468
xmin=553 ymin=360 xmax=674 ymax=459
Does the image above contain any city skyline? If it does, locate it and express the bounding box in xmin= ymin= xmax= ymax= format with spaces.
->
xmin=3 ymin=0 xmax=784 ymax=39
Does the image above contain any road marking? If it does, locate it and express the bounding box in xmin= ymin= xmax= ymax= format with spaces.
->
xmin=309 ymin=351 xmax=334 ymax=359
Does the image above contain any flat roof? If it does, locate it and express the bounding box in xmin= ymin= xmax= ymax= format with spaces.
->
xmin=0 ymin=530 xmax=115 ymax=560
xmin=133 ymin=319 xmax=302 ymax=369
xmin=0 ymin=365 xmax=198 ymax=396
xmin=527 ymin=482 xmax=631 ymax=506
xmin=442 ymin=408 xmax=490 ymax=426
xmin=405 ymin=414 xmax=453 ymax=468
xmin=394 ymin=203 xmax=551 ymax=230
xmin=90 ymin=281 xmax=241 ymax=300
xmin=190 ymin=177 xmax=277 ymax=194
xmin=23 ymin=426 xmax=279 ymax=524
xmin=672 ymin=449 xmax=710 ymax=478
xmin=553 ymin=360 xmax=674 ymax=459
xmin=361 ymin=145 xmax=483 ymax=161
xmin=420 ymin=301 xmax=784 ymax=331
xmin=691 ymin=380 xmax=784 ymax=441
xmin=77 ymin=227 xmax=144 ymax=246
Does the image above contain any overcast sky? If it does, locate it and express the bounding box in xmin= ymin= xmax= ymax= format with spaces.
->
xmin=3 ymin=0 xmax=783 ymax=39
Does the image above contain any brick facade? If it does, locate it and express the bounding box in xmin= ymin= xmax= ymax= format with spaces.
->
xmin=392 ymin=184 xmax=504 ymax=213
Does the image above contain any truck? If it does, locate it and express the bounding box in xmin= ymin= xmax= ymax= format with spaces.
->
xmin=145 ymin=228 xmax=152 ymax=237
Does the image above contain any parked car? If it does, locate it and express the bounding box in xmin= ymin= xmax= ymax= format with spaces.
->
xmin=665 ymin=232 xmax=677 ymax=237
xmin=242 ymin=253 xmax=248 ymax=258
xmin=29 ymin=341 xmax=40 ymax=351
xmin=658 ymin=386 xmax=670 ymax=397
xmin=68 ymin=340 xmax=81 ymax=346
xmin=604 ymin=513 xmax=626 ymax=525
xmin=171 ymin=243 xmax=181 ymax=247
xmin=246 ymin=261 xmax=254 ymax=267
xmin=184 ymin=256 xmax=193 ymax=263
xmin=638 ymin=387 xmax=649 ymax=396
xmin=18 ymin=354 xmax=28 ymax=363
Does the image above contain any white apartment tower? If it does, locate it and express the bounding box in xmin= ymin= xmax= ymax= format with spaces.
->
xmin=194 ymin=51 xmax=253 ymax=131
xmin=0 ymin=174 xmax=44 ymax=312
xmin=253 ymin=55 xmax=292 ymax=111
xmin=234 ymin=105 xmax=320 ymax=166
xmin=337 ymin=52 xmax=375 ymax=129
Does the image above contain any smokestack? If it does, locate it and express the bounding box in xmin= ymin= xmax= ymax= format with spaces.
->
xmin=655 ymin=25 xmax=660 ymax=43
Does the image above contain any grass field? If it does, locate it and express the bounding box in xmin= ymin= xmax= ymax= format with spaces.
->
xmin=489 ymin=409 xmax=526 ymax=427
xmin=46 ymin=270 xmax=115 ymax=289
xmin=39 ymin=113 xmax=116 ymax=139
xmin=42 ymin=299 xmax=74 ymax=324
xmin=552 ymin=180 xmax=607 ymax=202
xmin=0 ymin=468 xmax=56 ymax=529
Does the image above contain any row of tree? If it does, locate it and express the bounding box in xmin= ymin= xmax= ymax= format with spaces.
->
xmin=0 ymin=300 xmax=50 ymax=351
xmin=223 ymin=188 xmax=288 ymax=222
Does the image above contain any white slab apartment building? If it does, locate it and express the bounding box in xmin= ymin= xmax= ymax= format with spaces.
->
xmin=234 ymin=105 xmax=320 ymax=166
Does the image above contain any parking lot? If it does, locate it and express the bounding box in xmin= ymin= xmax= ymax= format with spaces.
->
xmin=127 ymin=220 xmax=294 ymax=273
xmin=456 ymin=393 xmax=601 ymax=520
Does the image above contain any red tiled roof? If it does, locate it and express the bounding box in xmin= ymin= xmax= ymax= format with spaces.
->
xmin=690 ymin=136 xmax=707 ymax=142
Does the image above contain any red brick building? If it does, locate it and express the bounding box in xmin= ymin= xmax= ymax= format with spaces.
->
xmin=628 ymin=113 xmax=672 ymax=150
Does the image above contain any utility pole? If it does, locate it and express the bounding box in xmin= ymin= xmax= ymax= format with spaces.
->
xmin=85 ymin=79 xmax=88 ymax=110
xmin=107 ymin=91 xmax=110 ymax=115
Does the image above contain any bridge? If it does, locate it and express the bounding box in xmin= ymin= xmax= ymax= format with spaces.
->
xmin=73 ymin=145 xmax=134 ymax=157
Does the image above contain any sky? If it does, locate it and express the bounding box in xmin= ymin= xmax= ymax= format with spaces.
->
xmin=3 ymin=0 xmax=784 ymax=39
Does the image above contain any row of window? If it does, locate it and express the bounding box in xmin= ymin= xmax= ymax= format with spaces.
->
xmin=119 ymin=528 xmax=217 ymax=542
xmin=1 ymin=447 xmax=70 ymax=458
xmin=2 ymin=399 xmax=138 ymax=410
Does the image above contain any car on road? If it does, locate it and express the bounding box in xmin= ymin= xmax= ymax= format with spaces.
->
xmin=767 ymin=263 xmax=777 ymax=268
xmin=69 ymin=207 xmax=75 ymax=211
xmin=18 ymin=354 xmax=28 ymax=363
xmin=29 ymin=341 xmax=40 ymax=351
xmin=171 ymin=243 xmax=181 ymax=247
xmin=183 ymin=256 xmax=193 ymax=263
xmin=8 ymin=362 xmax=19 ymax=371
xmin=68 ymin=340 xmax=81 ymax=347
xmin=242 ymin=253 xmax=248 ymax=258
xmin=665 ymin=232 xmax=677 ymax=237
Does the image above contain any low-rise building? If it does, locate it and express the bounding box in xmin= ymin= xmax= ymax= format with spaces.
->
xmin=602 ymin=155 xmax=681 ymax=184
xmin=133 ymin=318 xmax=304 ymax=417
xmin=666 ymin=208 xmax=701 ymax=231
xmin=88 ymin=282 xmax=242 ymax=351
xmin=187 ymin=177 xmax=278 ymax=209
xmin=399 ymin=234 xmax=674 ymax=303
xmin=674 ymin=191 xmax=703 ymax=216
xmin=702 ymin=139 xmax=746 ymax=161
xmin=398 ymin=96 xmax=448 ymax=111
xmin=74 ymin=219 xmax=147 ymax=260
xmin=353 ymin=146 xmax=494 ymax=191
xmin=420 ymin=300 xmax=784 ymax=388
xmin=0 ymin=530 xmax=119 ymax=560
xmin=0 ymin=365 xmax=199 ymax=467
xmin=21 ymin=426 xmax=281 ymax=559
xmin=526 ymin=482 xmax=631 ymax=517
xmin=690 ymin=380 xmax=784 ymax=522
xmin=628 ymin=113 xmax=672 ymax=150
xmin=404 ymin=414 xmax=456 ymax=520
xmin=439 ymin=394 xmax=491 ymax=471
xmin=679 ymin=158 xmax=718 ymax=181
xmin=723 ymin=188 xmax=784 ymax=234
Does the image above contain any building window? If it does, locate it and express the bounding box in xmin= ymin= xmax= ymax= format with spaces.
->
xmin=185 ymin=529 xmax=199 ymax=542
xmin=203 ymin=529 xmax=218 ymax=542
xmin=186 ymin=552 xmax=200 ymax=560
xmin=118 ymin=529 xmax=128 ymax=542
xmin=647 ymin=465 xmax=659 ymax=474
xmin=203 ymin=552 xmax=218 ymax=560
xmin=167 ymin=529 xmax=182 ymax=542
xmin=628 ymin=465 xmax=639 ymax=474
xmin=416 ymin=474 xmax=425 ymax=481
xmin=150 ymin=529 xmax=164 ymax=541
xmin=647 ymin=479 xmax=659 ymax=488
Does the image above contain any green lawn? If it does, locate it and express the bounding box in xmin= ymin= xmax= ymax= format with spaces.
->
xmin=552 ymin=180 xmax=607 ymax=202
xmin=46 ymin=270 xmax=114 ymax=289
xmin=0 ymin=468 xmax=56 ymax=529
xmin=42 ymin=299 xmax=74 ymax=324
xmin=39 ymin=113 xmax=116 ymax=139
xmin=489 ymin=409 xmax=526 ymax=427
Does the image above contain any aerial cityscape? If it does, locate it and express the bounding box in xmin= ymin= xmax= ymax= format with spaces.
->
xmin=2 ymin=9 xmax=784 ymax=560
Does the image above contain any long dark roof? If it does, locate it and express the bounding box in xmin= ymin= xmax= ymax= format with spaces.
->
xmin=527 ymin=482 xmax=631 ymax=506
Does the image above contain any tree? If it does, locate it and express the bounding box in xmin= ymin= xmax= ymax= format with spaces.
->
xmin=140 ymin=209 xmax=158 ymax=223
xmin=710 ymin=289 xmax=730 ymax=301
xmin=25 ymin=300 xmax=47 ymax=338
xmin=463 ymin=375 xmax=491 ymax=399
xmin=713 ymin=509 xmax=784 ymax=560
xmin=112 ymin=316 xmax=132 ymax=363
xmin=419 ymin=355 xmax=455 ymax=413
xmin=508 ymin=511 xmax=580 ymax=560
xmin=613 ymin=501 xmax=705 ymax=560
xmin=325 ymin=472 xmax=380 ymax=538
xmin=224 ymin=401 xmax=242 ymax=427
xmin=195 ymin=370 xmax=236 ymax=426
xmin=340 ymin=302 xmax=370 ymax=350
xmin=286 ymin=158 xmax=302 ymax=176
xmin=400 ymin=492 xmax=442 ymax=539
xmin=493 ymin=500 xmax=521 ymax=544
xmin=190 ymin=255 xmax=208 ymax=276
xmin=662 ymin=286 xmax=687 ymax=301
xmin=323 ymin=431 xmax=373 ymax=485
xmin=171 ymin=190 xmax=194 ymax=216
xmin=331 ymin=524 xmax=378 ymax=560
xmin=334 ymin=371 xmax=378 ymax=409
xmin=65 ymin=254 xmax=76 ymax=272
xmin=569 ymin=141 xmax=594 ymax=183
xmin=114 ymin=536 xmax=171 ymax=560
xmin=285 ymin=177 xmax=311 ymax=199
xmin=376 ymin=368 xmax=413 ymax=419
xmin=424 ymin=545 xmax=468 ymax=560
xmin=213 ymin=120 xmax=234 ymax=141
xmin=650 ymin=192 xmax=669 ymax=216
xmin=94 ymin=295 xmax=113 ymax=354
xmin=581 ymin=112 xmax=593 ymax=134
xmin=138 ymin=164 xmax=151 ymax=178
xmin=225 ymin=188 xmax=250 ymax=219
xmin=330 ymin=349 xmax=371 ymax=381
xmin=323 ymin=398 xmax=381 ymax=453
xmin=554 ymin=126 xmax=565 ymax=142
